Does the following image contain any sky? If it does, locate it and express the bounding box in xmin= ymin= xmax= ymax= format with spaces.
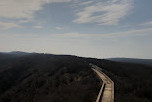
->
xmin=0 ymin=0 xmax=152 ymax=59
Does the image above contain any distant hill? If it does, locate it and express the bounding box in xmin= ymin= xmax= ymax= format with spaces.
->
xmin=107 ymin=58 xmax=152 ymax=66
xmin=9 ymin=51 xmax=31 ymax=56
xmin=0 ymin=51 xmax=34 ymax=57
xmin=0 ymin=51 xmax=33 ymax=66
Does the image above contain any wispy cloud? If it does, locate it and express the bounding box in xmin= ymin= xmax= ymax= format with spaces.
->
xmin=73 ymin=0 xmax=133 ymax=25
xmin=18 ymin=20 xmax=30 ymax=24
xmin=0 ymin=33 xmax=38 ymax=39
xmin=33 ymin=25 xmax=43 ymax=29
xmin=80 ymin=1 xmax=94 ymax=6
xmin=54 ymin=27 xmax=152 ymax=38
xmin=0 ymin=0 xmax=71 ymax=21
xmin=139 ymin=21 xmax=152 ymax=26
xmin=56 ymin=27 xmax=64 ymax=30
xmin=0 ymin=21 xmax=21 ymax=29
xmin=0 ymin=0 xmax=71 ymax=29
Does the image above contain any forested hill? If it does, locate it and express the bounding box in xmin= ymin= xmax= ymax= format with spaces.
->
xmin=0 ymin=52 xmax=152 ymax=102
xmin=0 ymin=52 xmax=100 ymax=102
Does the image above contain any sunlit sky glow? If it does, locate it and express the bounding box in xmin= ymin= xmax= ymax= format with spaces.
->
xmin=0 ymin=0 xmax=152 ymax=59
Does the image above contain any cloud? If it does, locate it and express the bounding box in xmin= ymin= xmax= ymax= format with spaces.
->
xmin=73 ymin=0 xmax=133 ymax=25
xmin=80 ymin=1 xmax=94 ymax=6
xmin=0 ymin=21 xmax=21 ymax=29
xmin=56 ymin=27 xmax=64 ymax=30
xmin=0 ymin=0 xmax=71 ymax=20
xmin=0 ymin=33 xmax=38 ymax=39
xmin=19 ymin=20 xmax=30 ymax=24
xmin=33 ymin=25 xmax=43 ymax=29
xmin=140 ymin=21 xmax=152 ymax=26
xmin=54 ymin=27 xmax=152 ymax=38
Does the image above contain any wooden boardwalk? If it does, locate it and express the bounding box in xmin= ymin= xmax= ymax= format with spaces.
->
xmin=91 ymin=65 xmax=114 ymax=102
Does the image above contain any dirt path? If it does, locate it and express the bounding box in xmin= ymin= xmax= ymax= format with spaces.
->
xmin=91 ymin=65 xmax=114 ymax=102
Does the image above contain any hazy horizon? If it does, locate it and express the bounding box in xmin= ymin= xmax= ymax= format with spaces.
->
xmin=0 ymin=0 xmax=152 ymax=59
xmin=1 ymin=50 xmax=152 ymax=60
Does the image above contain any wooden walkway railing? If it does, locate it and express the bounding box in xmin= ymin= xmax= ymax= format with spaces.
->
xmin=91 ymin=64 xmax=114 ymax=102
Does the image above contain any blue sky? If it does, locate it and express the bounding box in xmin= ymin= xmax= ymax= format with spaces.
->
xmin=0 ymin=0 xmax=152 ymax=58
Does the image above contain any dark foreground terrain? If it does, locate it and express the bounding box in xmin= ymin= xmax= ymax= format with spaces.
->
xmin=0 ymin=52 xmax=152 ymax=102
xmin=0 ymin=52 xmax=100 ymax=102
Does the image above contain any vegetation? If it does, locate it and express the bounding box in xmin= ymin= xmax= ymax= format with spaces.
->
xmin=0 ymin=53 xmax=100 ymax=102
xmin=0 ymin=52 xmax=152 ymax=102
